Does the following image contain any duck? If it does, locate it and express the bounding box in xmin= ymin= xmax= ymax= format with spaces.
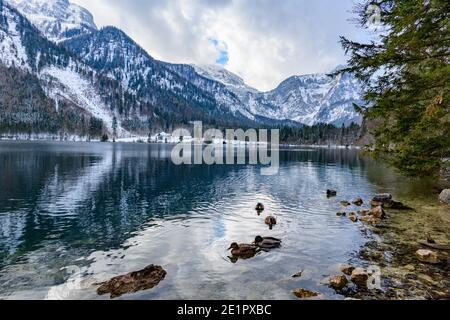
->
xmin=255 ymin=203 xmax=265 ymax=212
xmin=253 ymin=236 xmax=282 ymax=249
xmin=327 ymin=190 xmax=337 ymax=197
xmin=265 ymin=216 xmax=277 ymax=229
xmin=227 ymin=243 xmax=260 ymax=258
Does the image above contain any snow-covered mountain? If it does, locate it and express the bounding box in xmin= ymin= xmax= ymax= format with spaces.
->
xmin=2 ymin=0 xmax=364 ymax=135
xmin=6 ymin=0 xmax=96 ymax=42
xmin=194 ymin=65 xmax=364 ymax=126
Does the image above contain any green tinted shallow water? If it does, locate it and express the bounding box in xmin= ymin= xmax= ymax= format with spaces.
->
xmin=0 ymin=141 xmax=448 ymax=300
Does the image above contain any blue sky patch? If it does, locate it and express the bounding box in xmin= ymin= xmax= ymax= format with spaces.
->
xmin=209 ymin=38 xmax=229 ymax=66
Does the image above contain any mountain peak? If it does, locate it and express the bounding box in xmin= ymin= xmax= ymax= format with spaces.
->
xmin=6 ymin=0 xmax=97 ymax=42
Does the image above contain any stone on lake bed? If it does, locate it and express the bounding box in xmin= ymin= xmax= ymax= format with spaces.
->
xmin=351 ymin=268 xmax=370 ymax=287
xmin=293 ymin=288 xmax=320 ymax=299
xmin=97 ymin=265 xmax=167 ymax=299
xmin=439 ymin=189 xmax=450 ymax=205
xmin=370 ymin=206 xmax=386 ymax=219
xmin=328 ymin=275 xmax=348 ymax=290
xmin=349 ymin=215 xmax=358 ymax=223
xmin=416 ymin=249 xmax=440 ymax=264
xmin=357 ymin=210 xmax=370 ymax=216
xmin=340 ymin=200 xmax=351 ymax=206
xmin=352 ymin=198 xmax=364 ymax=206
xmin=340 ymin=264 xmax=355 ymax=275
xmin=336 ymin=211 xmax=347 ymax=217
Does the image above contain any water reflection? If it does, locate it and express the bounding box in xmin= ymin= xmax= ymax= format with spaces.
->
xmin=0 ymin=141 xmax=446 ymax=300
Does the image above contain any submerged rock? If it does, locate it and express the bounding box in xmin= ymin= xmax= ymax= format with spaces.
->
xmin=439 ymin=189 xmax=450 ymax=204
xmin=293 ymin=288 xmax=320 ymax=299
xmin=357 ymin=209 xmax=370 ymax=216
xmin=352 ymin=198 xmax=364 ymax=206
xmin=340 ymin=264 xmax=355 ymax=275
xmin=416 ymin=249 xmax=440 ymax=264
xmin=351 ymin=268 xmax=369 ymax=287
xmin=328 ymin=275 xmax=348 ymax=290
xmin=349 ymin=214 xmax=358 ymax=223
xmin=370 ymin=206 xmax=386 ymax=219
xmin=340 ymin=201 xmax=351 ymax=206
xmin=97 ymin=265 xmax=167 ymax=299
xmin=337 ymin=211 xmax=347 ymax=217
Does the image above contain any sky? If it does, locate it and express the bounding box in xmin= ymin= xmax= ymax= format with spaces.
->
xmin=75 ymin=0 xmax=367 ymax=91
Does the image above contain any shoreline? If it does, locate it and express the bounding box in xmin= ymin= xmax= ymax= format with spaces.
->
xmin=0 ymin=137 xmax=362 ymax=150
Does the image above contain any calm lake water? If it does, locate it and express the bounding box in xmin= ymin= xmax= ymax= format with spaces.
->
xmin=0 ymin=141 xmax=448 ymax=300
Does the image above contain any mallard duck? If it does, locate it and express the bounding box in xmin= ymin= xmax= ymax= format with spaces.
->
xmin=227 ymin=243 xmax=259 ymax=258
xmin=265 ymin=216 xmax=277 ymax=229
xmin=253 ymin=236 xmax=282 ymax=249
xmin=255 ymin=203 xmax=265 ymax=211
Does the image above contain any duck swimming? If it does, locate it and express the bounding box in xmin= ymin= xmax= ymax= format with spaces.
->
xmin=227 ymin=243 xmax=260 ymax=258
xmin=265 ymin=216 xmax=277 ymax=229
xmin=255 ymin=203 xmax=265 ymax=212
xmin=253 ymin=236 xmax=282 ymax=249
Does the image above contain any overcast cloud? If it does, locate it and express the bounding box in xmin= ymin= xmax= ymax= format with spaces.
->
xmin=75 ymin=0 xmax=366 ymax=91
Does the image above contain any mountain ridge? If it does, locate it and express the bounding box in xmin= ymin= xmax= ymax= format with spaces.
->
xmin=1 ymin=0 xmax=365 ymax=138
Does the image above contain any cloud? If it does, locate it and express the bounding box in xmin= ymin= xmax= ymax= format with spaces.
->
xmin=75 ymin=0 xmax=365 ymax=91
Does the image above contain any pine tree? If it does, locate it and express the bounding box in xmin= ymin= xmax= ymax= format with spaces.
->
xmin=340 ymin=0 xmax=450 ymax=176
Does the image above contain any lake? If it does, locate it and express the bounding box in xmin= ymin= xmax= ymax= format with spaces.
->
xmin=0 ymin=141 xmax=448 ymax=300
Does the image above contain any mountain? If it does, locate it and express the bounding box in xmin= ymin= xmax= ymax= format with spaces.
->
xmin=194 ymin=65 xmax=364 ymax=127
xmin=2 ymin=0 xmax=365 ymax=139
xmin=0 ymin=1 xmax=131 ymax=138
xmin=6 ymin=0 xmax=96 ymax=42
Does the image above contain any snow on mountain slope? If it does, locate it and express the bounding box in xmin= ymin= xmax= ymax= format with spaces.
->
xmin=193 ymin=64 xmax=258 ymax=95
xmin=193 ymin=64 xmax=364 ymax=126
xmin=0 ymin=2 xmax=130 ymax=137
xmin=6 ymin=0 xmax=97 ymax=42
xmin=0 ymin=3 xmax=29 ymax=69
xmin=39 ymin=65 xmax=121 ymax=134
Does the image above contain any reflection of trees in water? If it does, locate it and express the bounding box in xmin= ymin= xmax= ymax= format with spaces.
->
xmin=0 ymin=145 xmax=388 ymax=267
xmin=0 ymin=145 xmax=255 ymax=262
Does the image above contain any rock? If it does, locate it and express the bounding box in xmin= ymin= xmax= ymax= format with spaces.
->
xmin=352 ymin=198 xmax=364 ymax=206
xmin=351 ymin=268 xmax=369 ymax=287
xmin=97 ymin=265 xmax=167 ymax=299
xmin=439 ymin=189 xmax=450 ymax=204
xmin=340 ymin=200 xmax=351 ymax=206
xmin=370 ymin=200 xmax=384 ymax=207
xmin=293 ymin=288 xmax=320 ymax=299
xmin=416 ymin=249 xmax=440 ymax=264
xmin=357 ymin=209 xmax=370 ymax=216
xmin=371 ymin=194 xmax=412 ymax=210
xmin=360 ymin=215 xmax=380 ymax=225
xmin=340 ymin=264 xmax=355 ymax=275
xmin=373 ymin=194 xmax=393 ymax=203
xmin=327 ymin=189 xmax=337 ymax=197
xmin=369 ymin=206 xmax=386 ymax=219
xmin=328 ymin=275 xmax=348 ymax=290
xmin=349 ymin=215 xmax=358 ymax=223
xmin=336 ymin=211 xmax=347 ymax=217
